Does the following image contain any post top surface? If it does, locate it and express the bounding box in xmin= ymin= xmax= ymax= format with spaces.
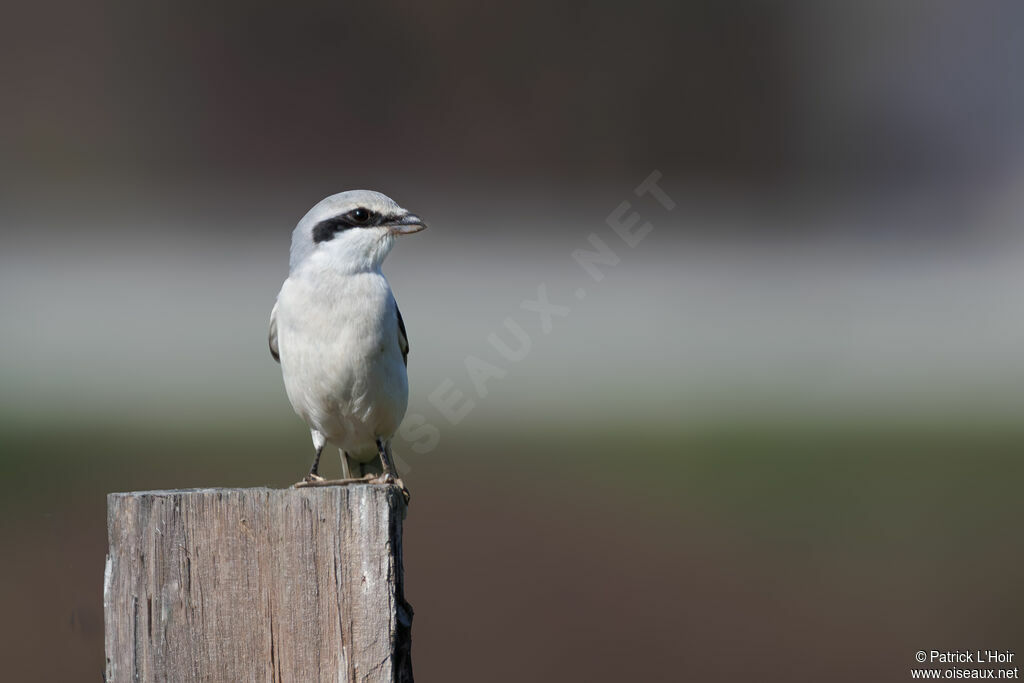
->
xmin=107 ymin=484 xmax=392 ymax=499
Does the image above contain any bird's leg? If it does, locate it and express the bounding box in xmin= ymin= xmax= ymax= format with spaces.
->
xmin=375 ymin=438 xmax=396 ymax=482
xmin=370 ymin=438 xmax=409 ymax=503
xmin=294 ymin=443 xmax=325 ymax=487
xmin=385 ymin=441 xmax=410 ymax=503
xmin=309 ymin=446 xmax=323 ymax=478
xmin=293 ymin=430 xmax=352 ymax=488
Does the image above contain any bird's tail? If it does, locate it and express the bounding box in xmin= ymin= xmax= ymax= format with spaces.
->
xmin=343 ymin=452 xmax=383 ymax=478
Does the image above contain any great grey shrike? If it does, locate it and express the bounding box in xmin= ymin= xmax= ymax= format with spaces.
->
xmin=269 ymin=190 xmax=425 ymax=498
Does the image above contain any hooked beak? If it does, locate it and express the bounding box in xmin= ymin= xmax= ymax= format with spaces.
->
xmin=387 ymin=213 xmax=427 ymax=235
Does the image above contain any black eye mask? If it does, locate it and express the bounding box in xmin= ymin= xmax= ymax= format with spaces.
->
xmin=311 ymin=209 xmax=403 ymax=243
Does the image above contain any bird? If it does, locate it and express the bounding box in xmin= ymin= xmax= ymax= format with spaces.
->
xmin=269 ymin=190 xmax=425 ymax=498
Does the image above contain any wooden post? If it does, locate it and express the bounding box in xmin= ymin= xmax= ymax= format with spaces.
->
xmin=103 ymin=485 xmax=413 ymax=682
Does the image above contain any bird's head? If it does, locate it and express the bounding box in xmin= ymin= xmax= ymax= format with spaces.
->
xmin=289 ymin=190 xmax=426 ymax=273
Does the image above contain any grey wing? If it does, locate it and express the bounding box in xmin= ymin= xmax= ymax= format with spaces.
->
xmin=395 ymin=302 xmax=409 ymax=367
xmin=269 ymin=301 xmax=280 ymax=363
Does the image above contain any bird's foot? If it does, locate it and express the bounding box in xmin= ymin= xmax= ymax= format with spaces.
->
xmin=293 ymin=473 xmax=408 ymax=502
xmin=368 ymin=473 xmax=410 ymax=504
xmin=292 ymin=473 xmax=326 ymax=488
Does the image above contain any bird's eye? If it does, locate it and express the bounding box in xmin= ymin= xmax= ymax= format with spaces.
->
xmin=350 ymin=208 xmax=371 ymax=224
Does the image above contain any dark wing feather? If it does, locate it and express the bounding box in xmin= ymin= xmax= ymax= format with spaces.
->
xmin=395 ymin=302 xmax=409 ymax=367
xmin=269 ymin=302 xmax=280 ymax=363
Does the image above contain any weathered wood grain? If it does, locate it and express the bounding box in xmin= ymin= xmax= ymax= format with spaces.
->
xmin=104 ymin=485 xmax=413 ymax=682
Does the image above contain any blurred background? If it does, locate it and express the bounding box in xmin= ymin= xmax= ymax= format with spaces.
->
xmin=2 ymin=1 xmax=1024 ymax=681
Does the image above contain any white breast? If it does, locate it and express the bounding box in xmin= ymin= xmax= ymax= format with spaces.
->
xmin=275 ymin=265 xmax=408 ymax=459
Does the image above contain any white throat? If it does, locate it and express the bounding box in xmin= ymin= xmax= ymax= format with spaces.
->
xmin=310 ymin=230 xmax=396 ymax=275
